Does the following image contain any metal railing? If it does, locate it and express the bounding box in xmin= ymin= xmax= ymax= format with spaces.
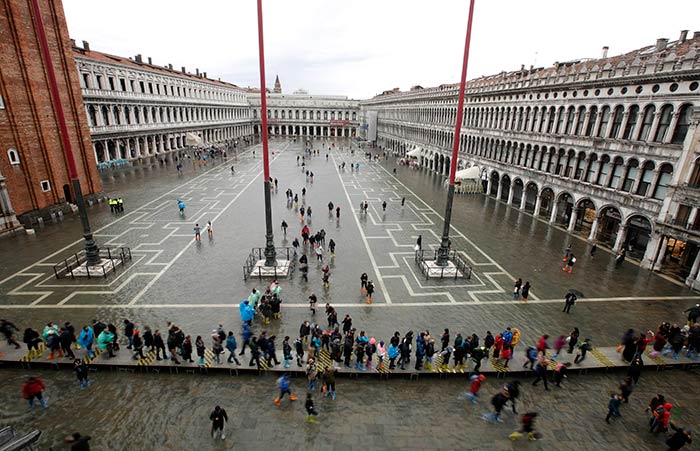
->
xmin=414 ymin=248 xmax=472 ymax=280
xmin=53 ymin=246 xmax=132 ymax=280
xmin=243 ymin=247 xmax=297 ymax=280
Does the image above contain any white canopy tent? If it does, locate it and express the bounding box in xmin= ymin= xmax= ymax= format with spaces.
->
xmin=449 ymin=165 xmax=482 ymax=194
xmin=407 ymin=148 xmax=422 ymax=158
xmin=185 ymin=132 xmax=203 ymax=147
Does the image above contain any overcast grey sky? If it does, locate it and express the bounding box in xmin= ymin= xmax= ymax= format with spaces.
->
xmin=63 ymin=0 xmax=700 ymax=99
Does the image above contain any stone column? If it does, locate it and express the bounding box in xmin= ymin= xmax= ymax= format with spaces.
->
xmin=534 ymin=193 xmax=542 ymax=217
xmin=664 ymin=112 xmax=681 ymax=144
xmin=686 ymin=251 xmax=700 ymax=286
xmin=581 ymin=111 xmax=592 ymax=136
xmin=647 ymin=111 xmax=662 ymax=143
xmin=653 ymin=236 xmax=669 ymax=271
xmin=125 ymin=139 xmax=132 ymax=159
xmin=506 ymin=185 xmax=514 ymax=205
xmin=641 ymin=233 xmax=662 ymax=269
xmin=496 ymin=180 xmax=503 ymax=200
xmin=587 ymin=215 xmax=600 ymax=241
xmin=567 ymin=207 xmax=579 ymax=232
xmin=519 ymin=189 xmax=527 ymax=210
xmin=618 ymin=111 xmax=631 ymax=139
xmin=613 ymin=223 xmax=629 ymax=253
xmin=486 ymin=175 xmax=493 ymax=196
xmin=549 ymin=200 xmax=559 ymax=224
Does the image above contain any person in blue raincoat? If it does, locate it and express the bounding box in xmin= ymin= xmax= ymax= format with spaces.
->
xmin=239 ymin=300 xmax=254 ymax=325
xmin=78 ymin=325 xmax=95 ymax=358
xmin=177 ymin=199 xmax=186 ymax=215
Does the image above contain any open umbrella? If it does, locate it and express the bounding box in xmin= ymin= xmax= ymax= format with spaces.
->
xmin=567 ymin=289 xmax=584 ymax=298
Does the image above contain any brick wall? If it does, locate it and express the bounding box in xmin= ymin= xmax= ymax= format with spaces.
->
xmin=0 ymin=0 xmax=101 ymax=220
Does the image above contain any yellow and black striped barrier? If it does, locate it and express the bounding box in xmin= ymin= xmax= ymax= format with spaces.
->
xmin=136 ymin=350 xmax=157 ymax=366
xmin=82 ymin=348 xmax=104 ymax=365
xmin=590 ymin=348 xmax=615 ymax=368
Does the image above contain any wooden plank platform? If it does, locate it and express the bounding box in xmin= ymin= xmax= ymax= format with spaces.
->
xmin=2 ymin=341 xmax=698 ymax=378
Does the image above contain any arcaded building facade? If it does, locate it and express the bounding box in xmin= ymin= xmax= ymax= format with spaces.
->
xmin=73 ymin=42 xmax=254 ymax=166
xmin=362 ymin=32 xmax=700 ymax=289
xmin=248 ymin=90 xmax=360 ymax=139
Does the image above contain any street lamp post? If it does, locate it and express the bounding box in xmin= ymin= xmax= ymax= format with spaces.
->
xmin=256 ymin=0 xmax=277 ymax=267
xmin=29 ymin=0 xmax=100 ymax=266
xmin=436 ymin=0 xmax=476 ymax=267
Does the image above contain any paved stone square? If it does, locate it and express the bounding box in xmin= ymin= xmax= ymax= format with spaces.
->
xmin=0 ymin=138 xmax=699 ymax=449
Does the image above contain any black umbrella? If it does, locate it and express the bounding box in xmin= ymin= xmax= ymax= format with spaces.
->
xmin=567 ymin=289 xmax=584 ymax=298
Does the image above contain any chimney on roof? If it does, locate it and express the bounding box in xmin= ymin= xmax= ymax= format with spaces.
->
xmin=181 ymin=66 xmax=186 ymax=73
xmin=694 ymin=31 xmax=700 ymax=40
xmin=530 ymin=64 xmax=534 ymax=71
xmin=601 ymin=46 xmax=609 ymax=58
xmin=82 ymin=40 xmax=90 ymax=51
xmin=168 ymin=63 xmax=173 ymax=70
xmin=520 ymin=64 xmax=525 ymax=71
xmin=203 ymin=72 xmax=207 ymax=78
xmin=196 ymin=68 xmax=200 ymax=76
xmin=656 ymin=38 xmax=669 ymax=51
xmin=679 ymin=30 xmax=689 ymax=43
xmin=70 ymin=38 xmax=76 ymax=47
xmin=148 ymin=57 xmax=152 ymax=65
xmin=135 ymin=54 xmax=142 ymax=63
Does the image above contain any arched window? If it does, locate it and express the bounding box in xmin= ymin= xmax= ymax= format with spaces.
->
xmin=555 ymin=107 xmax=566 ymax=133
xmin=585 ymin=106 xmax=598 ymax=136
xmin=596 ymin=155 xmax=611 ymax=185
xmin=517 ymin=107 xmax=524 ymax=130
xmin=124 ymin=107 xmax=131 ymax=125
xmin=323 ymin=111 xmax=328 ymax=120
xmin=622 ymin=105 xmax=639 ymax=139
xmin=609 ymin=105 xmax=624 ymax=138
xmin=638 ymin=105 xmax=656 ymax=141
xmin=672 ymin=104 xmax=693 ymax=144
xmin=574 ymin=152 xmax=586 ymax=179
xmin=621 ymin=159 xmax=639 ymax=192
xmin=636 ymin=161 xmax=655 ymax=196
xmin=7 ymin=148 xmax=20 ymax=165
xmin=302 ymin=111 xmax=306 ymax=120
xmin=352 ymin=112 xmax=357 ymax=120
xmin=653 ymin=105 xmax=674 ymax=142
xmin=574 ymin=106 xmax=586 ymax=135
xmin=113 ymin=106 xmax=120 ymax=125
xmin=564 ymin=107 xmax=576 ymax=134
xmin=274 ymin=110 xmax=278 ymax=119
xmin=596 ymin=106 xmax=611 ymax=137
xmin=585 ymin=154 xmax=598 ymax=183
xmin=281 ymin=110 xmax=286 ymax=119
xmin=546 ymin=107 xmax=556 ymax=133
xmin=87 ymin=105 xmax=97 ymax=126
xmin=688 ymin=158 xmax=700 ymax=188
xmin=652 ymin=164 xmax=673 ymax=199
xmin=608 ymin=157 xmax=624 ymax=188
xmin=101 ymin=106 xmax=110 ymax=126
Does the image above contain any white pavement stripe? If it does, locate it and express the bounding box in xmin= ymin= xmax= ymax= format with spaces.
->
xmin=374 ymin=161 xmax=538 ymax=301
xmin=331 ymin=152 xmax=392 ymax=304
xmin=126 ymin=145 xmax=286 ymax=306
xmin=1 ymin=295 xmax=699 ymax=309
xmin=0 ymin=146 xmax=260 ymax=287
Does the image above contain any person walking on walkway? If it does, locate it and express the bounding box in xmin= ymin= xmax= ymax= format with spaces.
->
xmin=131 ymin=330 xmax=145 ymax=360
xmin=336 ymin=206 xmax=341 ymax=220
xmin=226 ymin=332 xmax=240 ymax=365
xmin=574 ymin=337 xmax=592 ymax=364
xmin=305 ymin=393 xmax=319 ymax=423
xmin=667 ymin=423 xmax=693 ymax=450
xmin=360 ymin=273 xmax=368 ymax=294
xmin=509 ymin=412 xmax=540 ymax=441
xmin=322 ymin=366 xmax=337 ymax=400
xmin=513 ymin=279 xmax=522 ymax=300
xmin=520 ymin=281 xmax=530 ymax=302
xmin=210 ymin=406 xmax=228 ymax=440
xmin=567 ymin=327 xmax=580 ymax=353
xmin=562 ymin=254 xmax=576 ymax=273
xmin=382 ymin=200 xmax=387 ymax=212
xmin=77 ymin=326 xmax=95 ymax=359
xmin=74 ymin=359 xmax=90 ymax=389
xmin=193 ymin=224 xmax=201 ymax=241
xmin=0 ymin=319 xmax=21 ymax=349
xmin=465 ymin=374 xmax=486 ymax=404
xmin=563 ymin=292 xmax=577 ymax=313
xmin=281 ymin=220 xmax=288 ymax=236
xmin=154 ymin=330 xmax=166 ymax=360
xmin=532 ymin=359 xmax=550 ymax=390
xmin=196 ymin=335 xmax=206 ymax=366
xmin=182 ymin=335 xmax=193 ymax=363
xmin=308 ymin=293 xmax=318 ymax=315
xmin=22 ymin=376 xmax=48 ymax=409
xmin=605 ymin=393 xmax=623 ymax=423
xmin=365 ymin=280 xmax=375 ymax=304
xmin=553 ymin=362 xmax=571 ymax=387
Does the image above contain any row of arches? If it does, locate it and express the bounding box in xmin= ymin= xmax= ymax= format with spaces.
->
xmin=93 ymin=125 xmax=254 ymax=163
xmin=255 ymin=109 xmax=358 ymax=121
xmin=380 ymin=101 xmax=693 ymax=146
xmin=85 ymin=103 xmax=250 ymax=128
xmin=253 ymin=124 xmax=356 ymax=138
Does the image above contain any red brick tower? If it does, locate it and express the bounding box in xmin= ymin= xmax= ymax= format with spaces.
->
xmin=0 ymin=0 xmax=101 ymax=226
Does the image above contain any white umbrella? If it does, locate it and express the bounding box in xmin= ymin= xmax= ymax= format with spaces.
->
xmin=407 ymin=148 xmax=422 ymax=158
xmin=455 ymin=166 xmax=480 ymax=180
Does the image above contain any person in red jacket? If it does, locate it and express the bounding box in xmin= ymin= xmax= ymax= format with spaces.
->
xmin=22 ymin=376 xmax=47 ymax=409
xmin=536 ymin=335 xmax=550 ymax=357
